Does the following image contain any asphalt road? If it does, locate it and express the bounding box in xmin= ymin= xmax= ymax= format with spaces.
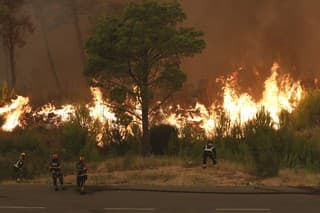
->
xmin=0 ymin=185 xmax=320 ymax=213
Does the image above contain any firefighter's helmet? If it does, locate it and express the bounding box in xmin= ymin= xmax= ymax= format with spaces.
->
xmin=52 ymin=154 xmax=58 ymax=160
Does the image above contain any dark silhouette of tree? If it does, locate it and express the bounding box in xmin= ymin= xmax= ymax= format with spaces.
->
xmin=69 ymin=0 xmax=85 ymax=66
xmin=0 ymin=0 xmax=34 ymax=87
xmin=68 ymin=0 xmax=127 ymax=67
xmin=85 ymin=1 xmax=205 ymax=155
xmin=30 ymin=0 xmax=62 ymax=92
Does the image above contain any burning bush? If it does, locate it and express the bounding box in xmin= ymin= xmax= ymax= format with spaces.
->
xmin=1 ymin=62 xmax=320 ymax=180
xmin=0 ymin=81 xmax=16 ymax=130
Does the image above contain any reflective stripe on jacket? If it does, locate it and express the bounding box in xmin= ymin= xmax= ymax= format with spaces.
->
xmin=204 ymin=146 xmax=214 ymax=152
xmin=50 ymin=161 xmax=61 ymax=173
xmin=204 ymin=143 xmax=215 ymax=152
xmin=14 ymin=159 xmax=24 ymax=169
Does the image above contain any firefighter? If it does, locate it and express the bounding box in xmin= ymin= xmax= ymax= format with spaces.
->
xmin=202 ymin=140 xmax=216 ymax=168
xmin=13 ymin=152 xmax=26 ymax=183
xmin=76 ymin=156 xmax=88 ymax=190
xmin=49 ymin=154 xmax=64 ymax=191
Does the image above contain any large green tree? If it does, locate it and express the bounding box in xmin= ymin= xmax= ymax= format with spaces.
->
xmin=84 ymin=0 xmax=205 ymax=155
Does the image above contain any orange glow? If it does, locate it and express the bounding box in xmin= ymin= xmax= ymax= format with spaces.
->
xmin=161 ymin=63 xmax=304 ymax=136
xmin=0 ymin=63 xmax=304 ymax=141
xmin=0 ymin=96 xmax=31 ymax=131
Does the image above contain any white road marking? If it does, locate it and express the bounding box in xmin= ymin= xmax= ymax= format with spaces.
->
xmin=216 ymin=208 xmax=271 ymax=212
xmin=0 ymin=206 xmax=46 ymax=209
xmin=104 ymin=207 xmax=155 ymax=211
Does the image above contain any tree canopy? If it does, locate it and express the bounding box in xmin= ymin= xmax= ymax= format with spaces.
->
xmin=84 ymin=0 xmax=205 ymax=155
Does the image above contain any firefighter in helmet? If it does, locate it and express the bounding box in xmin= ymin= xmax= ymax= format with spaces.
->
xmin=202 ymin=140 xmax=216 ymax=168
xmin=13 ymin=152 xmax=26 ymax=182
xmin=76 ymin=156 xmax=88 ymax=188
xmin=49 ymin=154 xmax=64 ymax=191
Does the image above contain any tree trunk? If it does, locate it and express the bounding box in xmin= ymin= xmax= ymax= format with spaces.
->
xmin=141 ymin=85 xmax=150 ymax=156
xmin=31 ymin=1 xmax=62 ymax=92
xmin=70 ymin=0 xmax=86 ymax=67
xmin=42 ymin=29 xmax=62 ymax=92
xmin=8 ymin=41 xmax=16 ymax=88
xmin=6 ymin=17 xmax=16 ymax=88
xmin=1 ymin=40 xmax=10 ymax=84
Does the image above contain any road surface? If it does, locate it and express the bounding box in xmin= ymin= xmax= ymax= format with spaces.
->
xmin=0 ymin=184 xmax=319 ymax=212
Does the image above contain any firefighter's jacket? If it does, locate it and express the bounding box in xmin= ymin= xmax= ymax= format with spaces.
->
xmin=49 ymin=160 xmax=61 ymax=174
xmin=204 ymin=142 xmax=215 ymax=152
xmin=76 ymin=162 xmax=87 ymax=176
xmin=14 ymin=159 xmax=24 ymax=169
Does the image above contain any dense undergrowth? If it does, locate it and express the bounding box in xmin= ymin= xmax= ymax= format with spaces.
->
xmin=1 ymin=90 xmax=320 ymax=181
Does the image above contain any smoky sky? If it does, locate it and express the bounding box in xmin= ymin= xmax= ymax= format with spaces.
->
xmin=1 ymin=0 xmax=320 ymax=103
xmin=182 ymin=0 xmax=320 ymax=83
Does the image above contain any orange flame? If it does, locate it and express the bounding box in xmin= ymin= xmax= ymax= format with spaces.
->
xmin=162 ymin=63 xmax=304 ymax=136
xmin=0 ymin=63 xmax=305 ymax=141
xmin=36 ymin=103 xmax=76 ymax=124
xmin=87 ymin=87 xmax=116 ymax=124
xmin=0 ymin=96 xmax=31 ymax=131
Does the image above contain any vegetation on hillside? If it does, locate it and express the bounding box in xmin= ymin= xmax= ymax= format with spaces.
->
xmin=1 ymin=1 xmax=320 ymax=183
xmin=1 ymin=90 xmax=320 ymax=181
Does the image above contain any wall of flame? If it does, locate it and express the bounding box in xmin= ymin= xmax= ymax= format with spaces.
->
xmin=0 ymin=63 xmax=304 ymax=143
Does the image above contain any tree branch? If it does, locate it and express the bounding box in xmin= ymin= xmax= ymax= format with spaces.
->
xmin=149 ymin=91 xmax=175 ymax=114
xmin=127 ymin=61 xmax=141 ymax=86
xmin=104 ymin=100 xmax=142 ymax=121
xmin=100 ymin=78 xmax=133 ymax=93
xmin=121 ymin=105 xmax=142 ymax=121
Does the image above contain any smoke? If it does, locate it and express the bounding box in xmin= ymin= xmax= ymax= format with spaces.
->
xmin=1 ymin=0 xmax=319 ymax=103
xmin=181 ymin=0 xmax=320 ymax=85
